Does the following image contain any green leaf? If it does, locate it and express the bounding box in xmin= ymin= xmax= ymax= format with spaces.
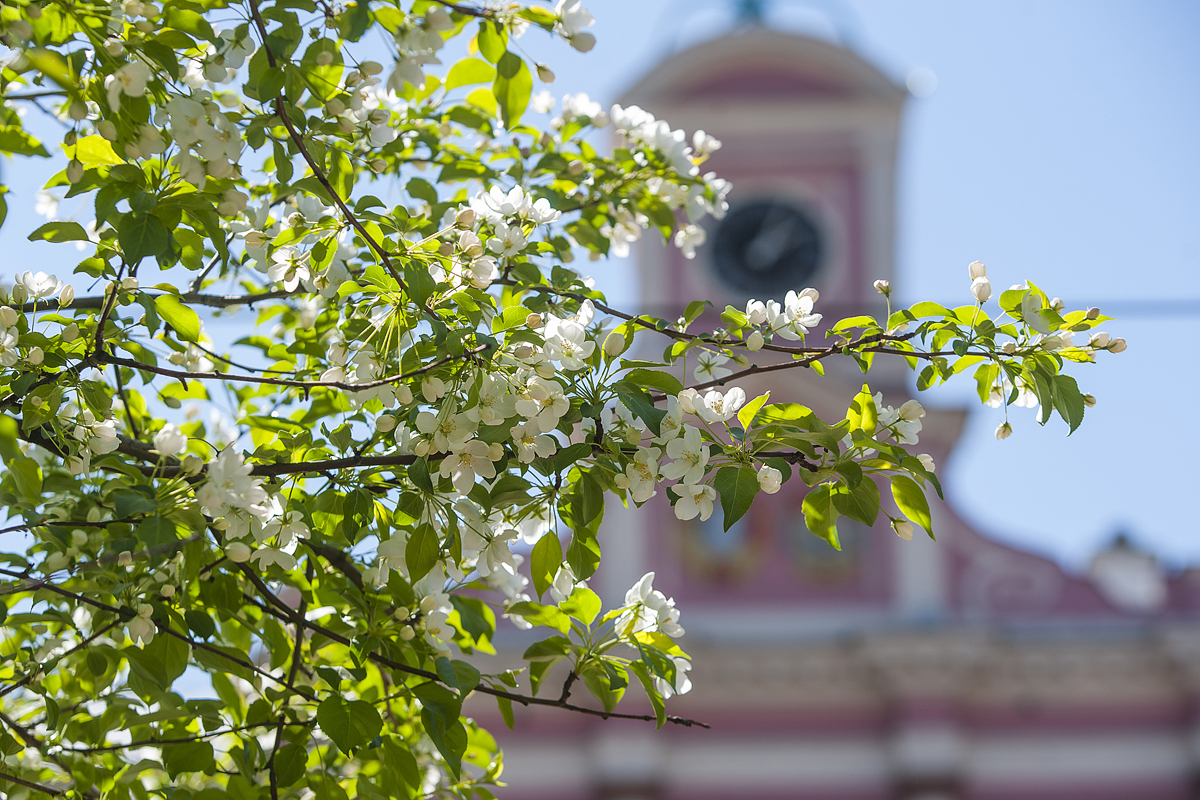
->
xmin=559 ymin=587 xmax=601 ymax=625
xmin=113 ymin=488 xmax=158 ymax=518
xmin=476 ymin=21 xmax=507 ymax=63
xmin=846 ymin=384 xmax=877 ymax=433
xmin=9 ymin=455 xmax=42 ymax=502
xmin=164 ymin=7 xmax=215 ymax=41
xmin=713 ymin=465 xmax=758 ymax=531
xmin=119 ymin=213 xmax=169 ymax=263
xmin=154 ymin=294 xmax=201 ymax=343
xmin=405 ymin=525 xmax=440 ymax=581
xmin=27 ymin=221 xmax=89 ymax=243
xmin=737 ymin=391 xmax=770 ymax=430
xmin=184 ymin=609 xmax=216 ymax=639
xmin=891 ymin=474 xmax=933 ymax=538
xmin=137 ymin=515 xmax=177 ymax=548
xmin=413 ymin=683 xmax=467 ymax=777
xmin=435 ymin=656 xmax=481 ymax=695
xmin=1053 ymin=374 xmax=1086 ymax=434
xmin=530 ymin=531 xmax=562 ymax=600
xmin=445 ymin=58 xmax=496 ymax=90
xmin=496 ymin=695 xmax=515 ymax=729
xmin=491 ymin=304 xmax=531 ymax=333
xmin=505 ymin=601 xmax=571 ymax=633
xmin=565 ymin=525 xmax=601 ymax=580
xmin=163 ymin=740 xmax=215 ymax=779
xmin=70 ymin=134 xmax=123 ymax=167
xmin=273 ymin=742 xmax=308 ymax=786
xmin=316 ymin=696 xmax=383 ymax=753
xmin=801 ymin=485 xmax=840 ymax=549
xmin=616 ymin=386 xmax=666 ymax=436
xmin=492 ymin=52 xmax=532 ymax=129
xmin=125 ymin=633 xmax=189 ymax=690
xmin=627 ymin=661 xmax=667 ymax=729
xmin=831 ymin=478 xmax=880 ymax=526
xmin=622 ymin=368 xmax=683 ymax=396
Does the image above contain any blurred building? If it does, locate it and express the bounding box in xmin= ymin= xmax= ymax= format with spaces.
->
xmin=483 ymin=26 xmax=1200 ymax=800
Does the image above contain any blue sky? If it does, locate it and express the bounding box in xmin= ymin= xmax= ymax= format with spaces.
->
xmin=1 ymin=1 xmax=1196 ymax=568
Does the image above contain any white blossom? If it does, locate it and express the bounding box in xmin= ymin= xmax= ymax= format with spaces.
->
xmin=757 ymin=464 xmax=782 ymax=494
xmin=697 ymin=387 xmax=746 ymax=424
xmin=153 ymin=423 xmax=187 ymax=455
xmin=661 ymin=426 xmax=708 ymax=485
xmin=670 ymin=482 xmax=716 ymax=522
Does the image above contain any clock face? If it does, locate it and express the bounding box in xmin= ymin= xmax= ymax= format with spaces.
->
xmin=711 ymin=199 xmax=823 ymax=295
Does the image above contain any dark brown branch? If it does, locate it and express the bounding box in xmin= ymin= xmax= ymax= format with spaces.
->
xmin=22 ymin=288 xmax=294 ymax=313
xmin=0 ymin=768 xmax=65 ymax=796
xmin=96 ymin=345 xmax=489 ymax=392
xmin=60 ymin=719 xmax=314 ymax=753
xmin=304 ymin=541 xmax=364 ymax=589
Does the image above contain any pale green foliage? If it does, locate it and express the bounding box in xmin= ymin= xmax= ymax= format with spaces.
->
xmin=0 ymin=1 xmax=1119 ymax=797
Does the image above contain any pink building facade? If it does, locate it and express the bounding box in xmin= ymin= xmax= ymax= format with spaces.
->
xmin=477 ymin=29 xmax=1200 ymax=800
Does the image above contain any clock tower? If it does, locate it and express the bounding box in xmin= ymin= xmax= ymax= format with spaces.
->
xmin=620 ymin=28 xmax=906 ymax=322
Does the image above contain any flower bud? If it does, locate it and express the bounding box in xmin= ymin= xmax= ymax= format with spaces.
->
xmin=71 ymin=529 xmax=88 ymax=547
xmin=1086 ymin=307 xmax=1100 ymax=320
xmin=225 ymin=541 xmax=251 ymax=563
xmin=325 ymin=98 xmax=346 ymax=115
xmin=59 ymin=284 xmax=75 ymax=308
xmin=995 ymin=422 xmax=1012 ymax=440
xmin=63 ymin=130 xmax=77 ymax=147
xmin=677 ymin=388 xmax=699 ymax=415
xmin=399 ymin=626 xmax=416 ymax=641
xmin=1107 ymin=337 xmax=1126 ymax=353
xmin=1000 ymin=341 xmax=1017 ymax=355
xmin=181 ymin=454 xmax=204 ymax=475
xmin=27 ymin=347 xmax=44 ymax=366
xmin=160 ymin=584 xmax=175 ymax=597
xmin=970 ymin=276 xmax=992 ymax=303
xmin=733 ymin=354 xmax=749 ymax=367
xmin=370 ymin=158 xmax=387 ymax=173
xmin=1050 ymin=297 xmax=1064 ymax=313
xmin=68 ymin=100 xmax=88 ymax=121
xmin=968 ymin=260 xmax=987 ymax=280
xmin=536 ymin=63 xmax=556 ymax=83
xmin=746 ymin=330 xmax=764 ymax=351
xmin=97 ymin=120 xmax=118 ymax=141
xmin=569 ymin=32 xmax=596 ymax=52
xmin=455 ymin=208 xmax=476 ymax=228
xmin=1089 ymin=331 xmax=1109 ymax=348
xmin=104 ymin=39 xmax=123 ymax=56
xmin=120 ymin=277 xmax=139 ymax=291
xmin=361 ymin=60 xmax=383 ymax=76
xmin=62 ymin=323 xmax=79 ymax=342
xmin=1083 ymin=393 xmax=1096 ymax=407
xmin=0 ymin=307 xmax=18 ymax=327
xmin=118 ymin=551 xmax=133 ymax=567
xmin=525 ymin=312 xmax=543 ymax=329
xmin=567 ymin=160 xmax=585 ymax=176
xmin=66 ymin=159 xmax=84 ymax=184
xmin=375 ymin=414 xmax=397 ymax=432
xmin=873 ymin=279 xmax=891 ymax=296
xmin=892 ymin=519 xmax=914 ymax=540
xmin=604 ymin=332 xmax=625 ymax=357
